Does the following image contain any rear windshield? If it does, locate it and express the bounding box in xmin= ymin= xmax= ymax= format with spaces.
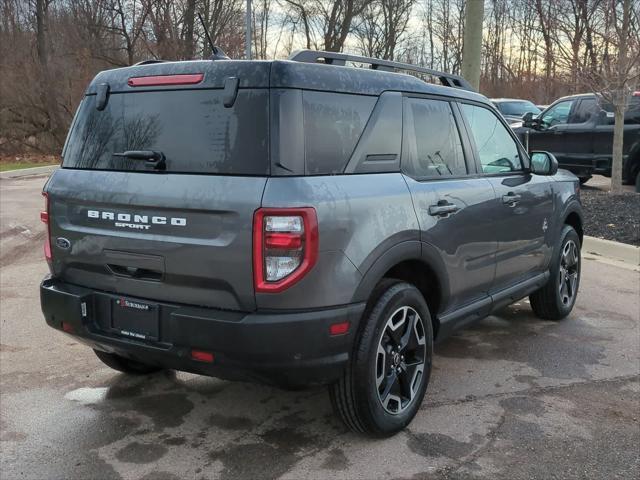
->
xmin=601 ymin=96 xmax=640 ymax=125
xmin=63 ymin=89 xmax=269 ymax=175
xmin=497 ymin=101 xmax=540 ymax=116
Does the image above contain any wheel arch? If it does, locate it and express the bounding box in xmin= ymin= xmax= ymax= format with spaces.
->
xmin=351 ymin=241 xmax=449 ymax=340
xmin=562 ymin=204 xmax=584 ymax=244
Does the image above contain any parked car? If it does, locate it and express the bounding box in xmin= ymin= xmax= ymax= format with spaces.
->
xmin=40 ymin=50 xmax=584 ymax=436
xmin=491 ymin=98 xmax=542 ymax=124
xmin=515 ymin=92 xmax=640 ymax=186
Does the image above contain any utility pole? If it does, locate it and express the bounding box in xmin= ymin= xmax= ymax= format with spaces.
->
xmin=461 ymin=0 xmax=484 ymax=91
xmin=245 ymin=0 xmax=252 ymax=60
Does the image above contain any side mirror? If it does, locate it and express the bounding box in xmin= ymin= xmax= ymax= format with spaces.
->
xmin=522 ymin=111 xmax=534 ymax=127
xmin=530 ymin=151 xmax=558 ymax=176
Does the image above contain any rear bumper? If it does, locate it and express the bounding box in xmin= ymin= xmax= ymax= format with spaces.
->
xmin=40 ymin=277 xmax=365 ymax=387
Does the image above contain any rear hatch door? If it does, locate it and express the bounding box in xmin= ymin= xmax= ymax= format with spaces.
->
xmin=46 ymin=61 xmax=270 ymax=311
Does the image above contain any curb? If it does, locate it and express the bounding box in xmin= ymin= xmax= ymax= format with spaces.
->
xmin=583 ymin=236 xmax=640 ymax=267
xmin=0 ymin=165 xmax=58 ymax=179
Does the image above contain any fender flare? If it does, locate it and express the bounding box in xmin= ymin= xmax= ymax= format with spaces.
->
xmin=350 ymin=240 xmax=450 ymax=316
xmin=560 ymin=201 xmax=583 ymax=228
xmin=558 ymin=200 xmax=584 ymax=246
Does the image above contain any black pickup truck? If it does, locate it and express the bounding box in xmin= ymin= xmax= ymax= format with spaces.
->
xmin=514 ymin=92 xmax=640 ymax=187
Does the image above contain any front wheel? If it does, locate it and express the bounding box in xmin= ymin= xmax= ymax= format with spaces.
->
xmin=530 ymin=225 xmax=581 ymax=320
xmin=330 ymin=281 xmax=433 ymax=436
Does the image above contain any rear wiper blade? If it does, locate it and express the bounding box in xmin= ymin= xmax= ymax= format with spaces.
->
xmin=112 ymin=150 xmax=166 ymax=170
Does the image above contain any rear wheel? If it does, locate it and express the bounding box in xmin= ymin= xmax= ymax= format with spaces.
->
xmin=93 ymin=349 xmax=163 ymax=374
xmin=530 ymin=225 xmax=581 ymax=320
xmin=330 ymin=281 xmax=433 ymax=436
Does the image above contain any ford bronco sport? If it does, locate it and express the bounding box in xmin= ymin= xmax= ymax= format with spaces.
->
xmin=40 ymin=50 xmax=583 ymax=436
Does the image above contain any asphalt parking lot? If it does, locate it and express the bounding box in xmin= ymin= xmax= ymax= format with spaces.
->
xmin=1 ymin=175 xmax=639 ymax=480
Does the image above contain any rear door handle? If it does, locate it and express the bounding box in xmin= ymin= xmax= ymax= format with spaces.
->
xmin=428 ymin=202 xmax=460 ymax=216
xmin=502 ymin=192 xmax=522 ymax=205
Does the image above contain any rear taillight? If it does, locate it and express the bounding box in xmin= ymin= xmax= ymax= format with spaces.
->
xmin=40 ymin=192 xmax=52 ymax=265
xmin=253 ymin=208 xmax=318 ymax=293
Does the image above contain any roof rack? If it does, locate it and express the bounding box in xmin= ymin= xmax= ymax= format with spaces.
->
xmin=288 ymin=50 xmax=475 ymax=92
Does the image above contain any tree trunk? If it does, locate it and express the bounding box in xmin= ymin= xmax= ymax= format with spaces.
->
xmin=35 ymin=0 xmax=64 ymax=146
xmin=610 ymin=0 xmax=631 ymax=194
xmin=611 ymin=100 xmax=625 ymax=194
xmin=461 ymin=0 xmax=484 ymax=90
xmin=184 ymin=0 xmax=197 ymax=59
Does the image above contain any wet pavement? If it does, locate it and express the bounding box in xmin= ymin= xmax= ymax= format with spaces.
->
xmin=1 ymin=175 xmax=639 ymax=480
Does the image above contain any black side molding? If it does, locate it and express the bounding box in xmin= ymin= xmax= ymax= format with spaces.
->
xmin=436 ymin=271 xmax=550 ymax=341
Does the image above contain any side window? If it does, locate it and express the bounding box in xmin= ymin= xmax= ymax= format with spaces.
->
xmin=569 ymin=98 xmax=598 ymax=124
xmin=460 ymin=104 xmax=522 ymax=174
xmin=540 ymin=100 xmax=574 ymax=127
xmin=303 ymin=91 xmax=376 ymax=174
xmin=403 ymin=98 xmax=467 ymax=178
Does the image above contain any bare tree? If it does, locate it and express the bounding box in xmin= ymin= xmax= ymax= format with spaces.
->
xmin=252 ymin=0 xmax=273 ymax=59
xmin=282 ymin=0 xmax=373 ymax=52
xmin=34 ymin=0 xmax=65 ymax=144
xmin=105 ymin=0 xmax=150 ymax=65
xmin=1 ymin=0 xmax=638 ymax=156
xmin=607 ymin=0 xmax=638 ymax=193
xmin=354 ymin=0 xmax=416 ymax=60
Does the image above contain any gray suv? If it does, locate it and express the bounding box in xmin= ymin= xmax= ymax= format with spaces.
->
xmin=40 ymin=50 xmax=583 ymax=436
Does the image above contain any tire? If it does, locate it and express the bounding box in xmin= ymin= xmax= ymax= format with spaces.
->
xmin=329 ymin=281 xmax=433 ymax=437
xmin=635 ymin=169 xmax=640 ymax=193
xmin=622 ymin=164 xmax=639 ymax=186
xmin=530 ymin=225 xmax=581 ymax=320
xmin=578 ymin=176 xmax=591 ymax=185
xmin=93 ymin=349 xmax=163 ymax=375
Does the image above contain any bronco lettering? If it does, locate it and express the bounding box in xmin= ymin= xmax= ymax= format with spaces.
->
xmin=87 ymin=210 xmax=186 ymax=228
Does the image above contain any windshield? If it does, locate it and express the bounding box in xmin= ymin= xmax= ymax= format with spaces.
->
xmin=497 ymin=101 xmax=541 ymax=116
xmin=63 ymin=89 xmax=269 ymax=175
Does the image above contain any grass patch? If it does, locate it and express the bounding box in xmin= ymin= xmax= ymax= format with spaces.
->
xmin=0 ymin=162 xmax=56 ymax=172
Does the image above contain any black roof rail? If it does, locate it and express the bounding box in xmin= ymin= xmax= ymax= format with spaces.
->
xmin=288 ymin=50 xmax=475 ymax=92
xmin=133 ymin=59 xmax=167 ymax=66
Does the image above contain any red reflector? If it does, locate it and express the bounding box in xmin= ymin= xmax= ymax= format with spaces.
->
xmin=128 ymin=73 xmax=204 ymax=87
xmin=191 ymin=350 xmax=214 ymax=363
xmin=329 ymin=321 xmax=350 ymax=336
xmin=62 ymin=322 xmax=74 ymax=333
xmin=41 ymin=192 xmax=52 ymax=263
xmin=264 ymin=232 xmax=303 ymax=249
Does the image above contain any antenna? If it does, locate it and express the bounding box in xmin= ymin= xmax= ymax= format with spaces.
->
xmin=198 ymin=13 xmax=230 ymax=60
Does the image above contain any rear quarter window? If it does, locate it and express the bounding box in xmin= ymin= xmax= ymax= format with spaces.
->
xmin=302 ymin=91 xmax=376 ymax=174
xmin=403 ymin=97 xmax=467 ymax=178
xmin=63 ymin=89 xmax=269 ymax=175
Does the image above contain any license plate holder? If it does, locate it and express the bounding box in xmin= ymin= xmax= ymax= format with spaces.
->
xmin=111 ymin=297 xmax=159 ymax=341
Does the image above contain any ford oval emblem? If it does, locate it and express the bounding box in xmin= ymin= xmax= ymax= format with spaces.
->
xmin=55 ymin=237 xmax=71 ymax=250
